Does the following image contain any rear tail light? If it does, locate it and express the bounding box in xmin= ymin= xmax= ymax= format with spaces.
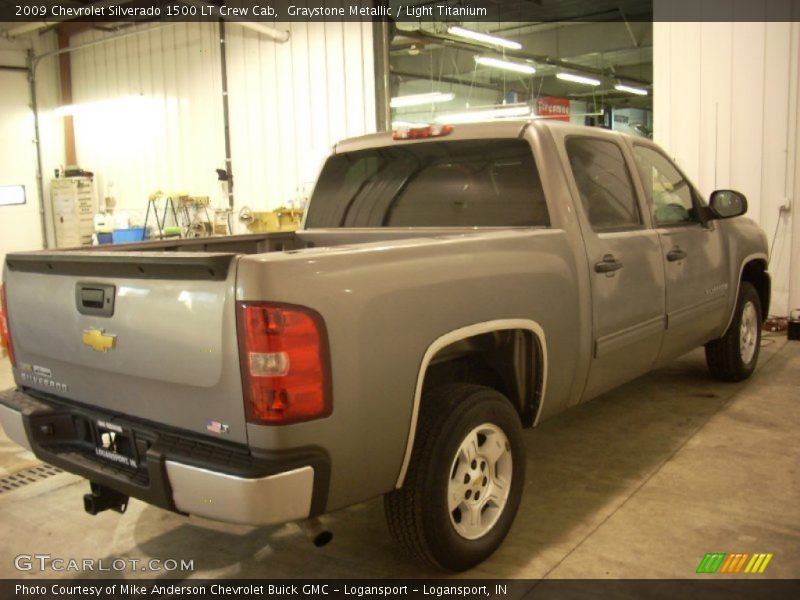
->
xmin=237 ymin=302 xmax=331 ymax=425
xmin=0 ymin=284 xmax=16 ymax=367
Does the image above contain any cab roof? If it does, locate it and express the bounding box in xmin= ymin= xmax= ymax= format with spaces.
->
xmin=333 ymin=118 xmax=637 ymax=154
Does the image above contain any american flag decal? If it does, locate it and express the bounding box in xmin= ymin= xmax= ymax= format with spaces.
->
xmin=206 ymin=420 xmax=230 ymax=434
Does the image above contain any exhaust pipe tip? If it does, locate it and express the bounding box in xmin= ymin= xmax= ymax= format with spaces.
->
xmin=298 ymin=518 xmax=333 ymax=547
xmin=312 ymin=530 xmax=333 ymax=547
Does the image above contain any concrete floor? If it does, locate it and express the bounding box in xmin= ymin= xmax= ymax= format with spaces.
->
xmin=0 ymin=336 xmax=798 ymax=579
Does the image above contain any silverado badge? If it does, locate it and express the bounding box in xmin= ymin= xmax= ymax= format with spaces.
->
xmin=82 ymin=328 xmax=117 ymax=353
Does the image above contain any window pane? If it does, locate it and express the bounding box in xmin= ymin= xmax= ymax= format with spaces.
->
xmin=305 ymin=139 xmax=549 ymax=228
xmin=633 ymin=146 xmax=697 ymax=226
xmin=566 ymin=138 xmax=641 ymax=231
xmin=0 ymin=185 xmax=26 ymax=207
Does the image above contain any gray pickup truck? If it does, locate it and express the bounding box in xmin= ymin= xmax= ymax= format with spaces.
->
xmin=0 ymin=120 xmax=770 ymax=571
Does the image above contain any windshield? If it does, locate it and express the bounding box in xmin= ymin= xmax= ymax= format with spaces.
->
xmin=305 ymin=139 xmax=549 ymax=228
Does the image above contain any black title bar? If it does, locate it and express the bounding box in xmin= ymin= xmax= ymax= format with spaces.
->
xmin=4 ymin=579 xmax=800 ymax=600
xmin=0 ymin=0 xmax=798 ymax=24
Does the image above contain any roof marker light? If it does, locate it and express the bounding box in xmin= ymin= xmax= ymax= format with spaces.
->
xmin=392 ymin=124 xmax=454 ymax=140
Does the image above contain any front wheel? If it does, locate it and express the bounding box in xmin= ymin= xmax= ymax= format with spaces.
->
xmin=384 ymin=384 xmax=525 ymax=571
xmin=705 ymin=281 xmax=762 ymax=381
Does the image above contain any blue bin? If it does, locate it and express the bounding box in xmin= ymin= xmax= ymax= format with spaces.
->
xmin=112 ymin=227 xmax=146 ymax=244
xmin=97 ymin=233 xmax=113 ymax=245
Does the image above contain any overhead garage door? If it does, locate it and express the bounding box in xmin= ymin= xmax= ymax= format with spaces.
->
xmin=0 ymin=70 xmax=43 ymax=267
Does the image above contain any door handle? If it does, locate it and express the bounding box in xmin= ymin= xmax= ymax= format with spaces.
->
xmin=666 ymin=247 xmax=687 ymax=262
xmin=594 ymin=254 xmax=623 ymax=273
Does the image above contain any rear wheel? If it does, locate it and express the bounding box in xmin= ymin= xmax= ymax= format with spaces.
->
xmin=705 ymin=281 xmax=762 ymax=381
xmin=384 ymin=384 xmax=524 ymax=571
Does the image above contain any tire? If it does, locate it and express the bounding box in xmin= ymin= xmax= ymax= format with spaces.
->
xmin=384 ymin=384 xmax=525 ymax=571
xmin=705 ymin=281 xmax=762 ymax=382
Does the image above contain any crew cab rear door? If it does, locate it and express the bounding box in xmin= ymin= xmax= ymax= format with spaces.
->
xmin=561 ymin=133 xmax=666 ymax=399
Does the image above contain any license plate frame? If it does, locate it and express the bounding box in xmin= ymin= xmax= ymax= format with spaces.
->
xmin=92 ymin=419 xmax=139 ymax=469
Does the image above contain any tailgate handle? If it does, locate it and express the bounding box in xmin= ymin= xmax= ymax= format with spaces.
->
xmin=76 ymin=283 xmax=116 ymax=317
xmin=82 ymin=288 xmax=105 ymax=308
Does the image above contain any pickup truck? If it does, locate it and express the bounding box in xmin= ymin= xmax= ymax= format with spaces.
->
xmin=0 ymin=120 xmax=770 ymax=571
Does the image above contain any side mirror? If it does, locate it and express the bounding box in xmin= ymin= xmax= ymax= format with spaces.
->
xmin=709 ymin=190 xmax=747 ymax=219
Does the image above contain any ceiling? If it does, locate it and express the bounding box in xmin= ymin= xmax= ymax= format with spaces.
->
xmin=388 ymin=2 xmax=654 ymax=114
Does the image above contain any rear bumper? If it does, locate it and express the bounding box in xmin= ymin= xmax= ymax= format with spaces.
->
xmin=0 ymin=387 xmax=329 ymax=526
xmin=165 ymin=461 xmax=314 ymax=525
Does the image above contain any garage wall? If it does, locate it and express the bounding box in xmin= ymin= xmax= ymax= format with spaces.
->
xmin=0 ymin=32 xmax=63 ymax=259
xmin=69 ymin=23 xmax=226 ymax=223
xmin=226 ymin=21 xmax=376 ymax=211
xmin=654 ymin=16 xmax=800 ymax=317
xmin=34 ymin=33 xmax=66 ymax=250
xmin=65 ymin=20 xmax=376 ymax=227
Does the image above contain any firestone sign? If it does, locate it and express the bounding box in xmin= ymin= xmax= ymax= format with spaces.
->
xmin=537 ymin=96 xmax=571 ymax=121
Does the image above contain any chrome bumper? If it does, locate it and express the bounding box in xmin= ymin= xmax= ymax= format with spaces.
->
xmin=165 ymin=461 xmax=314 ymax=525
xmin=0 ymin=402 xmax=32 ymax=451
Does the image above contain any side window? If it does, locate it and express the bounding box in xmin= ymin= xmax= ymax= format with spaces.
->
xmin=633 ymin=146 xmax=698 ymax=226
xmin=566 ymin=138 xmax=641 ymax=232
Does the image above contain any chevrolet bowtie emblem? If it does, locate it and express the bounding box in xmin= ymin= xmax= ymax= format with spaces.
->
xmin=82 ymin=328 xmax=117 ymax=353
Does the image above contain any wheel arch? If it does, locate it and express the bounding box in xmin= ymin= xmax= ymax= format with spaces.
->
xmin=723 ymin=254 xmax=770 ymax=335
xmin=741 ymin=258 xmax=770 ymax=318
xmin=394 ymin=319 xmax=547 ymax=489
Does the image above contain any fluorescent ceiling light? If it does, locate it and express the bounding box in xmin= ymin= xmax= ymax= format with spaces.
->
xmin=435 ymin=105 xmax=532 ymax=124
xmin=557 ymin=72 xmax=602 ymax=86
xmin=390 ymin=92 xmax=455 ymax=109
xmin=447 ymin=26 xmax=522 ymax=50
xmin=475 ymin=56 xmax=536 ymax=75
xmin=614 ymin=84 xmax=648 ymax=96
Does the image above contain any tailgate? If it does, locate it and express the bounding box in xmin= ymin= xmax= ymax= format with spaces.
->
xmin=2 ymin=251 xmax=248 ymax=444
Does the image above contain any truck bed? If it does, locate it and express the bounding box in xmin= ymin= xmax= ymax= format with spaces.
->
xmin=64 ymin=228 xmax=488 ymax=255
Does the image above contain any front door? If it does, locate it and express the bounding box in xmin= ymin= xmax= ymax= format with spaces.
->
xmin=564 ymin=135 xmax=666 ymax=400
xmin=631 ymin=144 xmax=728 ymax=365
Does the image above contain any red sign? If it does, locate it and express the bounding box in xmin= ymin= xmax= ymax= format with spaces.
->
xmin=536 ymin=96 xmax=570 ymax=121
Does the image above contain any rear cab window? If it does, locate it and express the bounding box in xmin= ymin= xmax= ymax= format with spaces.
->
xmin=305 ymin=139 xmax=550 ymax=228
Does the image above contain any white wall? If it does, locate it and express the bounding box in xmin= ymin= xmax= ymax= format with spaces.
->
xmin=63 ymin=20 xmax=375 ymax=228
xmin=69 ymin=23 xmax=226 ymax=225
xmin=225 ymin=20 xmax=376 ymax=211
xmin=654 ymin=18 xmax=800 ymax=317
xmin=0 ymin=32 xmax=62 ymax=259
xmin=0 ymin=68 xmax=41 ymax=265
